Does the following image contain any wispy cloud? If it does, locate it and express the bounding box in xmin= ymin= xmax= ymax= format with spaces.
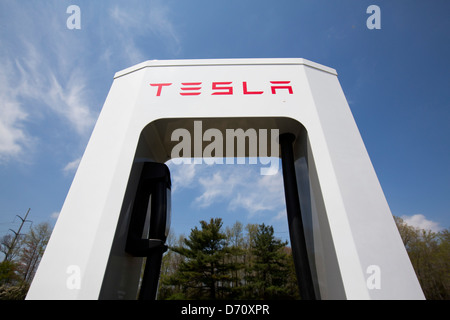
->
xmin=272 ymin=210 xmax=287 ymax=222
xmin=63 ymin=157 xmax=81 ymax=174
xmin=50 ymin=211 xmax=60 ymax=220
xmin=169 ymin=162 xmax=286 ymax=219
xmin=168 ymin=161 xmax=198 ymax=192
xmin=47 ymin=71 xmax=94 ymax=135
xmin=13 ymin=36 xmax=96 ymax=137
xmin=228 ymin=171 xmax=285 ymax=217
xmin=107 ymin=0 xmax=181 ymax=65
xmin=0 ymin=3 xmax=96 ymax=162
xmin=0 ymin=61 xmax=31 ymax=162
xmin=0 ymin=1 xmax=183 ymax=164
xmin=195 ymin=170 xmax=238 ymax=208
xmin=0 ymin=104 xmax=30 ymax=162
xmin=147 ymin=2 xmax=181 ymax=53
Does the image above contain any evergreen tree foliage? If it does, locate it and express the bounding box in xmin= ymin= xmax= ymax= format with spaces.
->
xmin=0 ymin=215 xmax=448 ymax=300
xmin=244 ymin=223 xmax=295 ymax=299
xmin=161 ymin=219 xmax=299 ymax=300
xmin=167 ymin=218 xmax=238 ymax=299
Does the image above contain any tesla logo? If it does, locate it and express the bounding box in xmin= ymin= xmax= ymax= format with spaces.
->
xmin=150 ymin=81 xmax=293 ymax=97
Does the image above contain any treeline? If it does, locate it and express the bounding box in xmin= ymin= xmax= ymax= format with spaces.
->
xmin=158 ymin=218 xmax=300 ymax=300
xmin=394 ymin=216 xmax=449 ymax=300
xmin=0 ymin=222 xmax=52 ymax=300
xmin=0 ymin=216 xmax=448 ymax=299
xmin=158 ymin=217 xmax=449 ymax=300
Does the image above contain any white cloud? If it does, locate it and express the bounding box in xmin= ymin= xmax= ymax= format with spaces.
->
xmin=147 ymin=2 xmax=181 ymax=53
xmin=272 ymin=210 xmax=287 ymax=222
xmin=0 ymin=1 xmax=181 ymax=165
xmin=108 ymin=0 xmax=181 ymax=64
xmin=401 ymin=214 xmax=442 ymax=232
xmin=0 ymin=79 xmax=30 ymax=161
xmin=47 ymin=71 xmax=94 ymax=135
xmin=228 ymin=170 xmax=285 ymax=216
xmin=194 ymin=170 xmax=237 ymax=208
xmin=50 ymin=211 xmax=60 ymax=220
xmin=167 ymin=161 xmax=197 ymax=192
xmin=174 ymin=163 xmax=285 ymax=218
xmin=0 ymin=4 xmax=97 ymax=162
xmin=63 ymin=157 xmax=81 ymax=174
xmin=13 ymin=39 xmax=96 ymax=137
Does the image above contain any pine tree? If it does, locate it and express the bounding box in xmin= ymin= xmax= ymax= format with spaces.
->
xmin=167 ymin=218 xmax=238 ymax=299
xmin=245 ymin=223 xmax=293 ymax=299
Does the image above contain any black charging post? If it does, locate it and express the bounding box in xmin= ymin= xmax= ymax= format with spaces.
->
xmin=279 ymin=133 xmax=316 ymax=300
xmin=125 ymin=162 xmax=171 ymax=300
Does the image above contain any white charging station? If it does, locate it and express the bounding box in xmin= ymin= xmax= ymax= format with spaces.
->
xmin=26 ymin=58 xmax=424 ymax=300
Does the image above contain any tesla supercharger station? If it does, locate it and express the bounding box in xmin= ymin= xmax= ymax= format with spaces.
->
xmin=26 ymin=58 xmax=424 ymax=300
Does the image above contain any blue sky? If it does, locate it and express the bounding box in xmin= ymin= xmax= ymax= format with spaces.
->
xmin=0 ymin=1 xmax=449 ymax=246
